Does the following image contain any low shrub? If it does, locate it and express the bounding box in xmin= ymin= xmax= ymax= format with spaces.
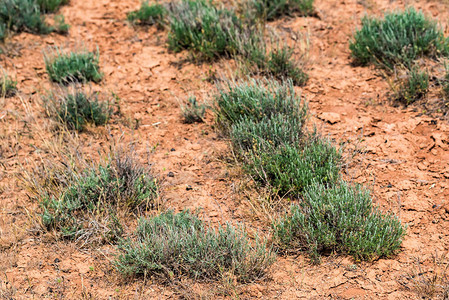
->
xmin=273 ymin=182 xmax=405 ymax=262
xmin=127 ymin=1 xmax=166 ymax=26
xmin=43 ymin=89 xmax=112 ymax=131
xmin=114 ymin=210 xmax=274 ymax=282
xmin=167 ymin=0 xmax=242 ymax=60
xmin=27 ymin=149 xmax=158 ymax=244
xmin=37 ymin=0 xmax=68 ymax=13
xmin=243 ymin=0 xmax=314 ymax=21
xmin=0 ymin=70 xmax=17 ymax=98
xmin=181 ymin=96 xmax=206 ymax=123
xmin=395 ymin=67 xmax=429 ymax=105
xmin=350 ymin=8 xmax=449 ymax=70
xmin=44 ymin=47 xmax=103 ymax=84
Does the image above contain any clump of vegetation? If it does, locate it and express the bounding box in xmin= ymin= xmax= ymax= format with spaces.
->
xmin=216 ymin=79 xmax=340 ymax=195
xmin=395 ymin=67 xmax=429 ymax=105
xmin=26 ymin=149 xmax=159 ymax=244
xmin=350 ymin=8 xmax=449 ymax=70
xmin=243 ymin=0 xmax=314 ymax=21
xmin=0 ymin=0 xmax=69 ymax=41
xmin=44 ymin=47 xmax=103 ymax=84
xmin=273 ymin=182 xmax=405 ymax=262
xmin=0 ymin=70 xmax=17 ymax=98
xmin=127 ymin=1 xmax=166 ymax=27
xmin=43 ymin=89 xmax=112 ymax=131
xmin=167 ymin=0 xmax=242 ymax=60
xmin=181 ymin=96 xmax=206 ymax=124
xmin=114 ymin=210 xmax=274 ymax=282
xmin=37 ymin=0 xmax=68 ymax=13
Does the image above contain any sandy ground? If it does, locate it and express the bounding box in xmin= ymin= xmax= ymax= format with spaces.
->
xmin=1 ymin=0 xmax=449 ymax=298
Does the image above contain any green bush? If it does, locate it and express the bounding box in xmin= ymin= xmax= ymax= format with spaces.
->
xmin=127 ymin=1 xmax=166 ymax=26
xmin=32 ymin=150 xmax=158 ymax=243
xmin=167 ymin=0 xmax=242 ymax=59
xmin=273 ymin=182 xmax=405 ymax=262
xmin=37 ymin=0 xmax=68 ymax=13
xmin=0 ymin=0 xmax=52 ymax=41
xmin=44 ymin=48 xmax=103 ymax=84
xmin=395 ymin=67 xmax=429 ymax=105
xmin=266 ymin=45 xmax=308 ymax=86
xmin=350 ymin=8 xmax=449 ymax=70
xmin=181 ymin=96 xmax=206 ymax=123
xmin=114 ymin=210 xmax=274 ymax=282
xmin=44 ymin=90 xmax=111 ymax=131
xmin=0 ymin=71 xmax=17 ymax=98
xmin=243 ymin=0 xmax=314 ymax=21
xmin=243 ymin=135 xmax=341 ymax=195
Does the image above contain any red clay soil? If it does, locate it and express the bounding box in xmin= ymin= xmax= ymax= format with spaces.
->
xmin=1 ymin=0 xmax=449 ymax=298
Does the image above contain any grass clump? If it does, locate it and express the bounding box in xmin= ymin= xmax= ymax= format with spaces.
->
xmin=243 ymin=0 xmax=314 ymax=21
xmin=44 ymin=89 xmax=112 ymax=131
xmin=44 ymin=47 xmax=103 ymax=84
xmin=216 ymin=79 xmax=340 ymax=196
xmin=273 ymin=182 xmax=405 ymax=262
xmin=395 ymin=67 xmax=429 ymax=105
xmin=114 ymin=210 xmax=274 ymax=282
xmin=181 ymin=96 xmax=206 ymax=124
xmin=26 ymin=149 xmax=158 ymax=244
xmin=0 ymin=71 xmax=17 ymax=98
xmin=0 ymin=0 xmax=52 ymax=41
xmin=37 ymin=0 xmax=68 ymax=13
xmin=167 ymin=0 xmax=242 ymax=60
xmin=350 ymin=8 xmax=449 ymax=70
xmin=127 ymin=1 xmax=166 ymax=27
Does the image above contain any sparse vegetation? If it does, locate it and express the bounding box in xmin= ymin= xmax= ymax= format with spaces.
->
xmin=25 ymin=149 xmax=159 ymax=244
xmin=0 ymin=70 xmax=17 ymax=97
xmin=43 ymin=89 xmax=112 ymax=131
xmin=114 ymin=210 xmax=274 ymax=282
xmin=395 ymin=67 xmax=429 ymax=105
xmin=127 ymin=1 xmax=166 ymax=27
xmin=44 ymin=47 xmax=103 ymax=84
xmin=167 ymin=0 xmax=242 ymax=60
xmin=243 ymin=0 xmax=314 ymax=21
xmin=181 ymin=96 xmax=206 ymax=123
xmin=350 ymin=8 xmax=449 ymax=70
xmin=273 ymin=182 xmax=405 ymax=262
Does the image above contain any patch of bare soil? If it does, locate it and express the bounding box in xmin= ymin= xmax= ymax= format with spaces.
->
xmin=1 ymin=0 xmax=449 ymax=298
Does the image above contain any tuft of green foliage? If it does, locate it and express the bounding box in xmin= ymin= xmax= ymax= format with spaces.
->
xmin=127 ymin=1 xmax=166 ymax=26
xmin=167 ymin=0 xmax=242 ymax=60
xmin=44 ymin=47 xmax=103 ymax=84
xmin=273 ymin=182 xmax=405 ymax=262
xmin=350 ymin=8 xmax=449 ymax=70
xmin=44 ymin=89 xmax=112 ymax=131
xmin=395 ymin=67 xmax=429 ymax=105
xmin=243 ymin=0 xmax=314 ymax=21
xmin=37 ymin=0 xmax=68 ymax=13
xmin=114 ymin=210 xmax=274 ymax=282
xmin=0 ymin=0 xmax=52 ymax=41
xmin=0 ymin=70 xmax=17 ymax=98
xmin=181 ymin=96 xmax=206 ymax=124
xmin=27 ymin=150 xmax=159 ymax=244
xmin=216 ymin=79 xmax=340 ymax=195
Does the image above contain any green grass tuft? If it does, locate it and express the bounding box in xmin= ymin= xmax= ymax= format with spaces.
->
xmin=350 ymin=8 xmax=449 ymax=70
xmin=395 ymin=67 xmax=429 ymax=105
xmin=44 ymin=47 xmax=103 ymax=84
xmin=37 ymin=0 xmax=68 ymax=13
xmin=114 ymin=210 xmax=274 ymax=282
xmin=167 ymin=0 xmax=242 ymax=60
xmin=0 ymin=70 xmax=17 ymax=98
xmin=243 ymin=0 xmax=314 ymax=21
xmin=273 ymin=181 xmax=405 ymax=262
xmin=127 ymin=1 xmax=166 ymax=26
xmin=44 ymin=89 xmax=112 ymax=131
xmin=27 ymin=149 xmax=158 ymax=244
xmin=181 ymin=96 xmax=206 ymax=124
